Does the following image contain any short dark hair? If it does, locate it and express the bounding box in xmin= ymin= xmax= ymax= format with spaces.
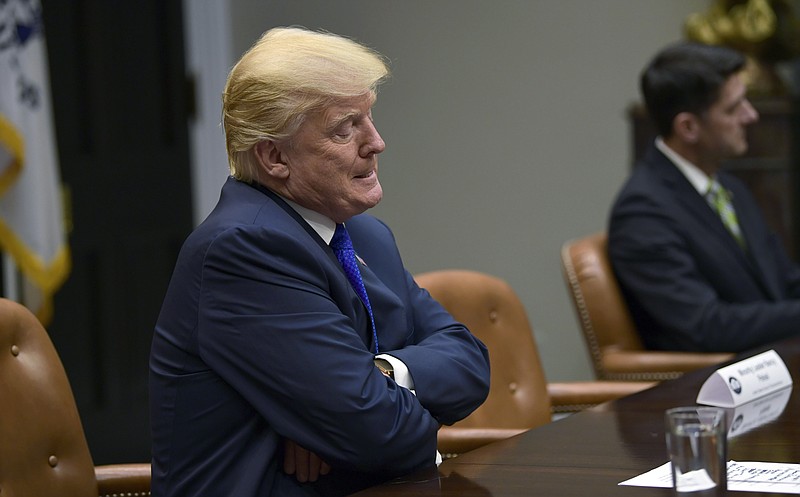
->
xmin=640 ymin=42 xmax=746 ymax=137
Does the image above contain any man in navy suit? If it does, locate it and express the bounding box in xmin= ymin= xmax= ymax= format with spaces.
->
xmin=609 ymin=42 xmax=800 ymax=353
xmin=149 ymin=27 xmax=490 ymax=497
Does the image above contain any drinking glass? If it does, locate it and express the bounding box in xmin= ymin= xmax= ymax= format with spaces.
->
xmin=665 ymin=406 xmax=727 ymax=495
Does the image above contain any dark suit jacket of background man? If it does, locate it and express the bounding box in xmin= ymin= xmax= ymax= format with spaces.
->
xmin=608 ymin=144 xmax=800 ymax=353
xmin=150 ymin=177 xmax=490 ymax=496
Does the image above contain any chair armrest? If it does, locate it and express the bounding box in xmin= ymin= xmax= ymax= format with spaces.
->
xmin=437 ymin=427 xmax=529 ymax=458
xmin=547 ymin=380 xmax=656 ymax=413
xmin=603 ymin=350 xmax=733 ymax=380
xmin=96 ymin=463 xmax=151 ymax=497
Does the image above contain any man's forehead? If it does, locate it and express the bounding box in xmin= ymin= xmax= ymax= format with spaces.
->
xmin=718 ymin=74 xmax=746 ymax=103
xmin=321 ymin=95 xmax=375 ymax=120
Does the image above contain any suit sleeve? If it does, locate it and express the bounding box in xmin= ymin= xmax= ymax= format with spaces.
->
xmin=195 ymin=225 xmax=440 ymax=475
xmin=770 ymin=233 xmax=800 ymax=299
xmin=384 ymin=271 xmax=491 ymax=425
xmin=346 ymin=215 xmax=491 ymax=426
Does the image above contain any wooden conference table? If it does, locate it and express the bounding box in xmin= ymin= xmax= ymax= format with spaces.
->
xmin=352 ymin=337 xmax=800 ymax=496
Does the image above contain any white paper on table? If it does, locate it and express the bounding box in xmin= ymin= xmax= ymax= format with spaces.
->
xmin=620 ymin=461 xmax=800 ymax=494
xmin=675 ymin=468 xmax=717 ymax=492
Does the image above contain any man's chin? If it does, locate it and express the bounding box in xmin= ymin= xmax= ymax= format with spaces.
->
xmin=731 ymin=141 xmax=749 ymax=157
xmin=341 ymin=189 xmax=383 ymax=221
xmin=363 ymin=193 xmax=383 ymax=210
xmin=362 ymin=183 xmax=383 ymax=207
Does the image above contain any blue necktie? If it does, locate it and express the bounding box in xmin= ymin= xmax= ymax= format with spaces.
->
xmin=331 ymin=224 xmax=379 ymax=354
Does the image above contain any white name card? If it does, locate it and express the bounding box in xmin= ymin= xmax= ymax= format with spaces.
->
xmin=696 ymin=350 xmax=792 ymax=408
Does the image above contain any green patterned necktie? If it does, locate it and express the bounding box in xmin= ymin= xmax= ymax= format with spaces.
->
xmin=706 ymin=180 xmax=745 ymax=248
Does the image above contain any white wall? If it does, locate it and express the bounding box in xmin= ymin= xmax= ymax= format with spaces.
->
xmin=190 ymin=0 xmax=711 ymax=380
xmin=182 ymin=0 xmax=233 ymax=224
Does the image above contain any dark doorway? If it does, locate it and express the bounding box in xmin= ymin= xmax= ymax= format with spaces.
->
xmin=41 ymin=0 xmax=193 ymax=463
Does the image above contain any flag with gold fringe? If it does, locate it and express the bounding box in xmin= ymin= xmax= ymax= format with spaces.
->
xmin=0 ymin=0 xmax=70 ymax=324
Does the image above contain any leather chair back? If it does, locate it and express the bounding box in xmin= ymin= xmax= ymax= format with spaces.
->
xmin=561 ymin=232 xmax=641 ymax=377
xmin=415 ymin=270 xmax=551 ymax=454
xmin=561 ymin=233 xmax=732 ymax=381
xmin=0 ymin=298 xmax=98 ymax=496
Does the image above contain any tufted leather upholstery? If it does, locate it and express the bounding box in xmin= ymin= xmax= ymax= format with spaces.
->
xmin=415 ymin=270 xmax=653 ymax=458
xmin=0 ymin=298 xmax=151 ymax=497
xmin=560 ymin=232 xmax=732 ymax=382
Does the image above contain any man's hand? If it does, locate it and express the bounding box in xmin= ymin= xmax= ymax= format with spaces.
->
xmin=283 ymin=439 xmax=331 ymax=483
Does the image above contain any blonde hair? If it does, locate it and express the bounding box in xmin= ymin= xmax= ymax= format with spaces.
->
xmin=222 ymin=26 xmax=390 ymax=182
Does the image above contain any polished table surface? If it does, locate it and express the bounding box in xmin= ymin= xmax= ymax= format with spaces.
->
xmin=352 ymin=337 xmax=800 ymax=496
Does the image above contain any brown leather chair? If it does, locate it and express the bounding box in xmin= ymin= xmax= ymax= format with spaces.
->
xmin=414 ymin=270 xmax=653 ymax=458
xmin=560 ymin=232 xmax=732 ymax=382
xmin=0 ymin=298 xmax=151 ymax=496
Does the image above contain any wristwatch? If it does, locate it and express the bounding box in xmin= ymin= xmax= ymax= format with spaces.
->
xmin=374 ymin=358 xmax=395 ymax=379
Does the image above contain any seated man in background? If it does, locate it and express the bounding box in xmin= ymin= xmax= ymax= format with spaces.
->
xmin=149 ymin=26 xmax=490 ymax=497
xmin=608 ymin=42 xmax=800 ymax=353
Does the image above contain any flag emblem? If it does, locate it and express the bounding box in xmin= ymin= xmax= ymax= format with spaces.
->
xmin=0 ymin=0 xmax=70 ymax=323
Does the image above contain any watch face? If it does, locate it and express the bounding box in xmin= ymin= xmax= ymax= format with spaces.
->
xmin=375 ymin=359 xmax=394 ymax=379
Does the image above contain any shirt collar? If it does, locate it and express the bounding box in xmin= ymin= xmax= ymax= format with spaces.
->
xmin=655 ymin=137 xmax=713 ymax=195
xmin=281 ymin=197 xmax=337 ymax=244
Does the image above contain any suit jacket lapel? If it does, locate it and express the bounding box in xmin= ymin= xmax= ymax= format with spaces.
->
xmin=647 ymin=148 xmax=763 ymax=275
xmin=719 ymin=174 xmax=784 ymax=299
xmin=648 ymin=149 xmax=738 ymax=247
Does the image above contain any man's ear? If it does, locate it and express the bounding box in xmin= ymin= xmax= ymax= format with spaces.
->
xmin=254 ymin=140 xmax=290 ymax=179
xmin=672 ymin=112 xmax=701 ymax=144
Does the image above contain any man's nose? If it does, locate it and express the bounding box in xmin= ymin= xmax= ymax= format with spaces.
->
xmin=361 ymin=121 xmax=386 ymax=157
xmin=742 ymin=99 xmax=759 ymax=124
